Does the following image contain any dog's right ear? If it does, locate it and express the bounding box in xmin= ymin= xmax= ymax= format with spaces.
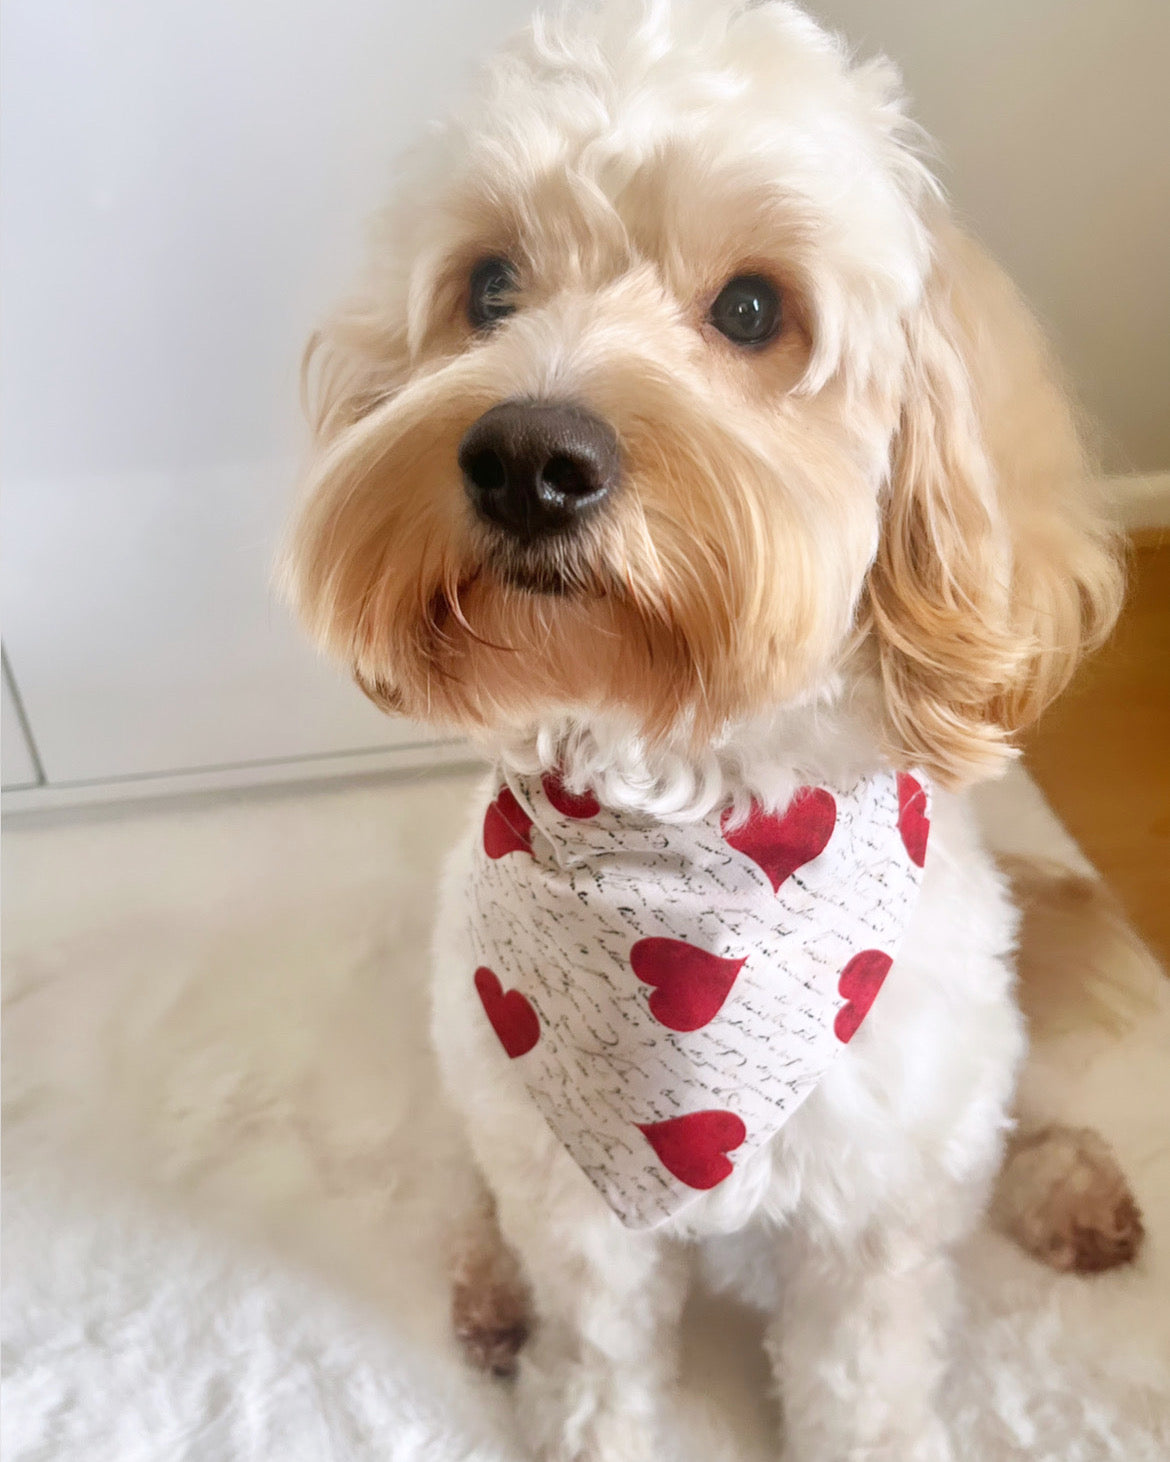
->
xmin=353 ymin=668 xmax=406 ymax=715
xmin=301 ymin=305 xmax=411 ymax=445
xmin=865 ymin=221 xmax=1123 ymax=787
xmin=278 ymin=279 xmax=414 ymax=698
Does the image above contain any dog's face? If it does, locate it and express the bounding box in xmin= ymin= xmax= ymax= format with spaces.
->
xmin=286 ymin=1 xmax=1119 ymax=783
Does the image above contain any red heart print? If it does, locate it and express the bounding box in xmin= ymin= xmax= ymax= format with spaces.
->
xmin=474 ymin=967 xmax=541 ymax=1058
xmin=630 ymin=938 xmax=745 ymax=1032
xmin=483 ymin=786 xmax=534 ymax=859
xmin=833 ymin=949 xmax=893 ymax=1043
xmin=637 ymin=1110 xmax=747 ymax=1190
xmin=896 ymin=773 xmax=930 ymax=868
xmin=541 ymin=770 xmax=601 ymax=820
xmin=721 ymin=787 xmax=837 ymax=893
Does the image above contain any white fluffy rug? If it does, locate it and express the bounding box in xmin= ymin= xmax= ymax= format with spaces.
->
xmin=3 ymin=766 xmax=1169 ymax=1461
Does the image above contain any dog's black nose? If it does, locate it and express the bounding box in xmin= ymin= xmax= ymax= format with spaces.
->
xmin=459 ymin=401 xmax=619 ymax=540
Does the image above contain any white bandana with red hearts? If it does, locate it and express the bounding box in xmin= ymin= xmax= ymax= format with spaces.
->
xmin=466 ymin=766 xmax=930 ymax=1229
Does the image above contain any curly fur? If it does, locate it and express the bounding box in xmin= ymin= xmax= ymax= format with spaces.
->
xmin=282 ymin=4 xmax=1126 ymax=1457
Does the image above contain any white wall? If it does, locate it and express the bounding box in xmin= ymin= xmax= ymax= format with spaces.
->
xmin=3 ymin=0 xmax=1165 ymax=801
xmin=813 ymin=0 xmax=1170 ymax=475
xmin=1 ymin=0 xmax=531 ymax=794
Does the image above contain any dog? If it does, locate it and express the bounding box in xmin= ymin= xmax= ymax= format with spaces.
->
xmin=283 ymin=3 xmax=1139 ymax=1456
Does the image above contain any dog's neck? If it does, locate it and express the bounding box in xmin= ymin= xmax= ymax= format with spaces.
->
xmin=486 ymin=677 xmax=891 ymax=825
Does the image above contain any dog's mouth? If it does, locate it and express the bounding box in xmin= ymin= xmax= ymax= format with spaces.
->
xmin=478 ymin=532 xmax=602 ymax=599
xmin=492 ymin=557 xmax=573 ymax=596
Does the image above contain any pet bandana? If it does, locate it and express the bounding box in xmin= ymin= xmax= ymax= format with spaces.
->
xmin=468 ymin=766 xmax=931 ymax=1229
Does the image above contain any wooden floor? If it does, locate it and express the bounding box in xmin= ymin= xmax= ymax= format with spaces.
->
xmin=1025 ymin=539 xmax=1170 ymax=964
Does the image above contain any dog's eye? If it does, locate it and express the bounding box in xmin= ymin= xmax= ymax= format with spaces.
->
xmin=709 ymin=275 xmax=781 ymax=346
xmin=468 ymin=257 xmax=517 ymax=329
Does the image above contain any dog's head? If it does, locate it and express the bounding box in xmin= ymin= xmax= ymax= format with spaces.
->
xmin=284 ymin=0 xmax=1121 ymax=784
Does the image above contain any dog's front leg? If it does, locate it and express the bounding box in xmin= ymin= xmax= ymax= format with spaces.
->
xmin=493 ymin=1175 xmax=688 ymax=1462
xmin=768 ymin=1222 xmax=958 ymax=1462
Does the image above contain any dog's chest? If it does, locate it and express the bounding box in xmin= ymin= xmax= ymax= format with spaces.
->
xmin=467 ymin=768 xmax=930 ymax=1228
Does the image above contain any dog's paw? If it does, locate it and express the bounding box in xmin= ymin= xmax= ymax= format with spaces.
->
xmin=453 ymin=1298 xmax=528 ymax=1377
xmin=994 ymin=1124 xmax=1144 ymax=1273
xmin=451 ymin=1226 xmax=531 ymax=1377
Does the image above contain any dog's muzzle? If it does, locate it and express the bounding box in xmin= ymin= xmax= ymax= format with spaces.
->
xmin=459 ymin=400 xmax=619 ymax=542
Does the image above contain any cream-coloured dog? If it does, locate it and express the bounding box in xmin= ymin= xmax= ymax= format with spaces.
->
xmin=284 ymin=3 xmax=1140 ymax=1457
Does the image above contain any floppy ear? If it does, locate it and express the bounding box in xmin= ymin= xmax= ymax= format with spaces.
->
xmin=866 ymin=220 xmax=1123 ymax=786
xmin=300 ymin=305 xmax=411 ymax=446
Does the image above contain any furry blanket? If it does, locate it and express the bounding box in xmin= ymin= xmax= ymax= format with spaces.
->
xmin=3 ymin=766 xmax=1168 ymax=1460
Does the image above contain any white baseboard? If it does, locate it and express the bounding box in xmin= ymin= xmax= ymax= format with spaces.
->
xmin=1 ymin=738 xmax=482 ymax=817
xmin=1105 ymin=470 xmax=1170 ymax=532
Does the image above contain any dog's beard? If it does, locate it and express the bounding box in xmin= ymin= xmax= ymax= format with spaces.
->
xmin=479 ymin=527 xmax=607 ymax=599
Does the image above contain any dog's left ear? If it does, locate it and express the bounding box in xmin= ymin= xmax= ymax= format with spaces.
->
xmin=865 ymin=219 xmax=1123 ymax=786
